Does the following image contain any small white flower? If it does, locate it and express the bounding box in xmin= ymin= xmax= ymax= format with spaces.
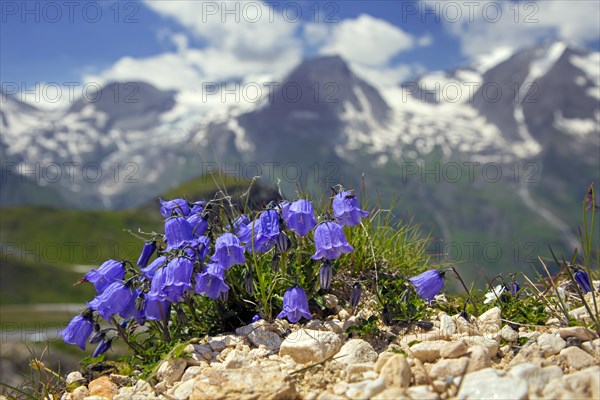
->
xmin=484 ymin=284 xmax=506 ymax=304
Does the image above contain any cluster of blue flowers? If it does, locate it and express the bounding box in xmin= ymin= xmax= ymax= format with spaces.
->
xmin=60 ymin=190 xmax=371 ymax=354
xmin=58 ymin=183 xmax=598 ymax=357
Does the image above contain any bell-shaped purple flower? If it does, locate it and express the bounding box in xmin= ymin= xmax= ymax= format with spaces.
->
xmin=575 ymin=270 xmax=592 ymax=293
xmin=333 ymin=191 xmax=369 ymax=226
xmin=279 ymin=201 xmax=291 ymax=220
xmin=148 ymin=265 xmax=168 ymax=297
xmin=164 ymin=217 xmax=193 ymax=250
xmin=144 ymin=295 xmax=170 ymax=321
xmin=93 ymin=338 xmax=112 ymax=358
xmin=143 ymin=267 xmax=172 ymax=320
xmin=60 ymin=314 xmax=94 ymax=350
xmin=195 ymin=263 xmax=230 ymax=300
xmin=187 ymin=213 xmax=209 ymax=238
xmin=119 ymin=288 xmax=144 ymax=324
xmin=184 ymin=236 xmax=211 ymax=262
xmin=87 ymin=282 xmax=138 ymax=322
xmin=141 ymin=255 xmax=167 ymax=279
xmin=160 ymin=198 xmax=191 ymax=218
xmin=252 ymin=209 xmax=281 ymax=252
xmin=231 ymin=215 xmax=251 ymax=242
xmin=137 ymin=241 xmax=156 ymax=268
xmin=409 ymin=270 xmax=445 ymax=302
xmin=311 ymin=221 xmax=354 ymax=260
xmin=85 ymin=260 xmax=125 ymax=293
xmin=285 ymin=199 xmax=318 ymax=237
xmin=191 ymin=201 xmax=206 ymax=214
xmin=163 ymin=257 xmax=194 ymax=302
xmin=211 ymin=233 xmax=246 ymax=269
xmin=277 ymin=286 xmax=312 ymax=323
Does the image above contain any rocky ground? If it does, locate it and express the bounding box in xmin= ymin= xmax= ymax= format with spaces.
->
xmin=50 ymin=291 xmax=600 ymax=400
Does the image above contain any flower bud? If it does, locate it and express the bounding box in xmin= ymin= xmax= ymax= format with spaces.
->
xmin=275 ymin=232 xmax=291 ymax=252
xmin=319 ymin=261 xmax=333 ymax=290
xmin=350 ymin=282 xmax=362 ymax=308
xmin=244 ymin=271 xmax=254 ymax=295
xmin=272 ymin=254 xmax=280 ymax=273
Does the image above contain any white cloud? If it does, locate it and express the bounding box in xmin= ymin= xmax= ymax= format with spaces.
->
xmin=87 ymin=5 xmax=421 ymax=95
xmin=85 ymin=43 xmax=301 ymax=92
xmin=86 ymin=1 xmax=302 ymax=93
xmin=319 ymin=14 xmax=415 ymax=66
xmin=303 ymin=23 xmax=331 ymax=47
xmin=313 ymin=14 xmax=419 ymax=88
xmin=143 ymin=0 xmax=300 ymax=60
xmin=421 ymin=0 xmax=600 ymax=58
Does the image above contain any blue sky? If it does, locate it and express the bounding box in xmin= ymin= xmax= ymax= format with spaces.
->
xmin=2 ymin=0 xmax=599 ymax=103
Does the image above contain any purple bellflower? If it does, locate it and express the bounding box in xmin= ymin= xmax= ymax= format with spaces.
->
xmin=575 ymin=269 xmax=592 ymax=293
xmin=253 ymin=209 xmax=281 ymax=252
xmin=279 ymin=201 xmax=291 ymax=221
xmin=119 ymin=288 xmax=144 ymax=324
xmin=285 ymin=199 xmax=318 ymax=237
xmin=311 ymin=221 xmax=354 ymax=260
xmin=211 ymin=233 xmax=246 ymax=269
xmin=277 ymin=286 xmax=312 ymax=323
xmin=87 ymin=282 xmax=138 ymax=322
xmin=187 ymin=213 xmax=209 ymax=238
xmin=85 ymin=260 xmax=125 ymax=293
xmin=332 ymin=191 xmax=369 ymax=226
xmin=195 ymin=263 xmax=230 ymax=300
xmin=92 ymin=337 xmax=113 ymax=358
xmin=164 ymin=216 xmax=193 ymax=250
xmin=184 ymin=236 xmax=211 ymax=262
xmin=137 ymin=241 xmax=156 ymax=268
xmin=231 ymin=215 xmax=251 ymax=243
xmin=191 ymin=201 xmax=206 ymax=214
xmin=144 ymin=295 xmax=170 ymax=321
xmin=141 ymin=255 xmax=167 ymax=279
xmin=163 ymin=257 xmax=194 ymax=302
xmin=409 ymin=270 xmax=445 ymax=302
xmin=144 ymin=267 xmax=171 ymax=320
xmin=60 ymin=314 xmax=94 ymax=350
xmin=160 ymin=198 xmax=191 ymax=218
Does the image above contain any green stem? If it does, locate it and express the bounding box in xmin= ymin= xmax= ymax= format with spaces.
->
xmin=111 ymin=318 xmax=145 ymax=354
xmin=451 ymin=267 xmax=479 ymax=316
xmin=186 ymin=297 xmax=201 ymax=324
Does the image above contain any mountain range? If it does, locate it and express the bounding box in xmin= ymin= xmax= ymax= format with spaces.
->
xmin=2 ymin=40 xmax=599 ymax=277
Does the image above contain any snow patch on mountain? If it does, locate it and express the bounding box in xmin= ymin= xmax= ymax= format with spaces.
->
xmin=528 ymin=41 xmax=568 ymax=82
xmin=571 ymin=52 xmax=600 ymax=99
xmin=553 ymin=110 xmax=599 ymax=138
xmin=473 ymin=46 xmax=514 ymax=74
